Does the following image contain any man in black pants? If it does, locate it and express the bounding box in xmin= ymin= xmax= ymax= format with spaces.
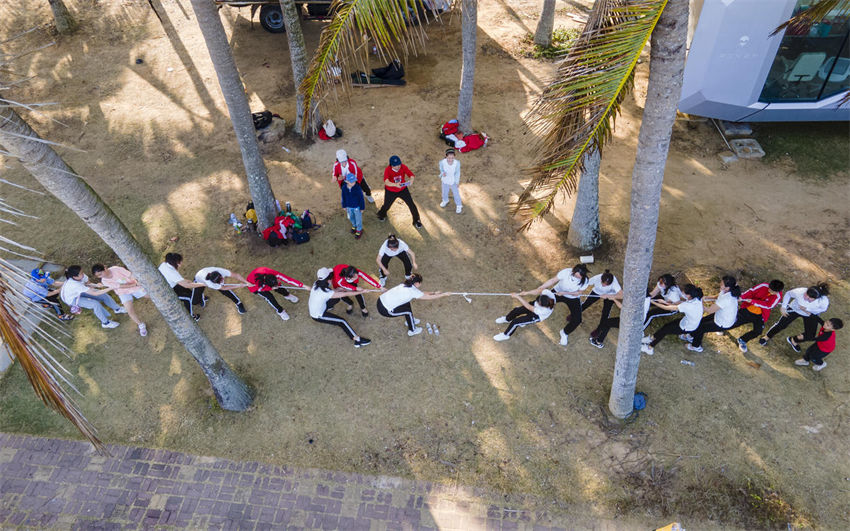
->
xmin=377 ymin=155 xmax=422 ymax=228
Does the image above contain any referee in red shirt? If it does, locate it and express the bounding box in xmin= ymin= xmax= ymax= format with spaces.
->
xmin=376 ymin=155 xmax=422 ymax=228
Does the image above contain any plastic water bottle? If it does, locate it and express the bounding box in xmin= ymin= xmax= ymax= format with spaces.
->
xmin=275 ymin=199 xmax=281 ymax=212
xmin=433 ymin=325 xmax=440 ymax=336
xmin=426 ymin=322 xmax=433 ymax=334
xmin=681 ymin=360 xmax=695 ymax=366
xmin=229 ymin=213 xmax=242 ymax=233
xmin=285 ymin=201 xmax=292 ymax=213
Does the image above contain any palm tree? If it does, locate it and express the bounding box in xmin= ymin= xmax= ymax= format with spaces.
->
xmin=299 ymin=0 xmax=437 ymax=131
xmin=565 ymin=148 xmax=601 ymax=251
xmin=456 ymin=0 xmax=477 ymax=134
xmin=511 ymin=0 xmax=674 ymax=419
xmin=278 ymin=0 xmax=321 ymax=134
xmin=47 ymin=0 xmax=76 ymax=34
xmin=0 ymin=99 xmax=254 ymax=412
xmin=189 ymin=0 xmax=278 ymax=230
xmin=608 ymin=0 xmax=688 ymax=418
xmin=533 ymin=0 xmax=556 ymax=47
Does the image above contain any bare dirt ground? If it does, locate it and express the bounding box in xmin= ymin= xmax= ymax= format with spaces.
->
xmin=1 ymin=0 xmax=849 ymax=528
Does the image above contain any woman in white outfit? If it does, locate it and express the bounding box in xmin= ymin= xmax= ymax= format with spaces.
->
xmin=438 ymin=148 xmax=462 ymax=214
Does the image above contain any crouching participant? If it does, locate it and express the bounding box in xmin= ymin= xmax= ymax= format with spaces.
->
xmin=246 ymin=267 xmax=303 ymax=321
xmin=309 ymin=268 xmax=371 ymax=348
xmin=493 ymin=290 xmax=556 ymax=342
xmin=377 ymin=274 xmax=449 ymax=336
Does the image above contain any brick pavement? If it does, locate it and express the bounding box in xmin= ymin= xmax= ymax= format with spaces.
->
xmin=0 ymin=433 xmax=634 ymax=530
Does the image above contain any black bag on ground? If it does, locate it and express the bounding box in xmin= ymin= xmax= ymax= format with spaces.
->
xmin=372 ymin=60 xmax=405 ymax=80
xmin=292 ymin=230 xmax=310 ymax=244
xmin=252 ymin=111 xmax=273 ymax=130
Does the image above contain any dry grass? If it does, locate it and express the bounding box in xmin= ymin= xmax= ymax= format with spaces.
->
xmin=0 ymin=0 xmax=848 ymax=528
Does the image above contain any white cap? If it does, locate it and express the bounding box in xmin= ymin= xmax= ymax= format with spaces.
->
xmin=317 ymin=267 xmax=333 ymax=279
xmin=336 ymin=149 xmax=348 ymax=163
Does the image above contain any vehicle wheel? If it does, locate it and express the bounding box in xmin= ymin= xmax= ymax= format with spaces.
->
xmin=259 ymin=5 xmax=286 ymax=33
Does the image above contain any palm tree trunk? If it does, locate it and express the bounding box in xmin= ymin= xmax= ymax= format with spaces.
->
xmin=189 ymin=0 xmax=277 ymax=229
xmin=456 ymin=0 xmax=477 ymax=135
xmin=279 ymin=0 xmax=320 ymax=135
xmin=608 ymin=0 xmax=688 ymax=419
xmin=0 ymin=102 xmax=253 ymax=412
xmin=533 ymin=0 xmax=556 ymax=47
xmin=566 ymin=147 xmax=601 ymax=251
xmin=48 ymin=0 xmax=77 ymax=34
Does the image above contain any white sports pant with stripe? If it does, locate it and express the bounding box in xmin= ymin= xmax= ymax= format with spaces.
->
xmin=312 ymin=310 xmax=357 ymax=339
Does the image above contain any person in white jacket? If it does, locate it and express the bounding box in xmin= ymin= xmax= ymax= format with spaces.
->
xmin=438 ymin=148 xmax=463 ymax=214
xmin=761 ymin=282 xmax=830 ymax=346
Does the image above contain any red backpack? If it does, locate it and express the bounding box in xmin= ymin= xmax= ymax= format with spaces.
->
xmin=441 ymin=120 xmax=459 ymax=136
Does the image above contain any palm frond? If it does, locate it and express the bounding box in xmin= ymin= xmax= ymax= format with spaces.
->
xmin=0 ymin=251 xmax=105 ymax=454
xmin=299 ymin=0 xmax=441 ymax=131
xmin=512 ymin=0 xmax=668 ymax=230
xmin=772 ymin=0 xmax=850 ymax=36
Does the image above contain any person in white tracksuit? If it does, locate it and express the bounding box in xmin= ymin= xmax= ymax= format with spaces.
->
xmin=438 ymin=148 xmax=463 ymax=214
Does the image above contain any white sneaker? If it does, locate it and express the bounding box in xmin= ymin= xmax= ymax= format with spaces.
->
xmin=439 ymin=201 xmax=449 ymax=208
xmin=495 ymin=316 xmax=508 ymax=324
xmin=284 ymin=294 xmax=299 ymax=303
xmin=101 ymin=320 xmax=120 ymax=329
xmin=138 ymin=323 xmax=147 ymax=337
xmin=678 ymin=333 xmax=693 ymax=343
xmin=414 ymin=318 xmax=421 ymax=325
xmin=455 ymin=205 xmax=463 ymax=214
xmin=379 ymin=276 xmax=387 ymax=288
xmin=794 ymin=358 xmax=809 ymax=366
xmin=559 ymin=330 xmax=569 ymax=346
xmin=408 ymin=327 xmax=423 ymax=336
xmin=813 ymin=361 xmax=826 ymax=371
xmin=641 ymin=335 xmax=653 ymax=344
xmin=277 ymin=310 xmax=290 ymax=321
xmin=640 ymin=344 xmax=654 ymax=355
xmin=686 ymin=344 xmax=703 ymax=353
xmin=114 ymin=307 xmax=128 ymax=314
xmin=366 ymin=195 xmax=375 ymax=203
xmin=493 ymin=333 xmax=510 ymax=341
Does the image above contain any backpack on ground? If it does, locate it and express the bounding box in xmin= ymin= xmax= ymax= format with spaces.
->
xmin=292 ymin=230 xmax=310 ymax=244
xmin=252 ymin=111 xmax=273 ymax=130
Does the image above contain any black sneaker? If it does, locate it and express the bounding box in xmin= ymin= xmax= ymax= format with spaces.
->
xmin=376 ymin=215 xmax=386 ymax=222
xmin=354 ymin=337 xmax=372 ymax=348
xmin=758 ymin=337 xmax=768 ymax=346
xmin=192 ymin=314 xmax=201 ymax=322
xmin=350 ymin=227 xmax=357 ymax=234
xmin=345 ymin=306 xmax=354 ymax=315
xmin=589 ymin=337 xmax=604 ymax=349
xmin=786 ymin=336 xmax=801 ymax=353
xmin=237 ymin=303 xmax=247 ymax=314
xmin=361 ymin=309 xmax=369 ymax=317
xmin=413 ymin=220 xmax=423 ymax=229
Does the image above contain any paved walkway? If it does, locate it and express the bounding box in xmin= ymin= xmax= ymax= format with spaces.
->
xmin=0 ymin=433 xmax=627 ymax=530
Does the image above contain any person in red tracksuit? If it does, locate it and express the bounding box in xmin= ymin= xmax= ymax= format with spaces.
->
xmin=376 ymin=155 xmax=422 ymax=228
xmin=332 ymin=149 xmax=374 ymax=203
xmin=729 ymin=279 xmax=784 ymax=353
xmin=246 ymin=267 xmax=304 ymax=321
xmin=792 ymin=318 xmax=843 ymax=372
xmin=331 ymin=264 xmax=381 ymax=317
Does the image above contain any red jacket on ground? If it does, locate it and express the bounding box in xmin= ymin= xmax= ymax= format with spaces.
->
xmin=246 ymin=267 xmax=303 ymax=294
xmin=739 ymin=283 xmax=782 ymax=323
xmin=331 ymin=264 xmax=380 ymax=290
xmin=383 ymin=164 xmax=414 ymax=193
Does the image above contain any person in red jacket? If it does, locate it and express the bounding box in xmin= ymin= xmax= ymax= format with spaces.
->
xmin=729 ymin=279 xmax=784 ymax=353
xmin=332 ymin=149 xmax=374 ymax=203
xmin=331 ymin=264 xmax=381 ymax=317
xmin=376 ymin=155 xmax=422 ymax=228
xmin=792 ymin=318 xmax=843 ymax=371
xmin=246 ymin=267 xmax=304 ymax=321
